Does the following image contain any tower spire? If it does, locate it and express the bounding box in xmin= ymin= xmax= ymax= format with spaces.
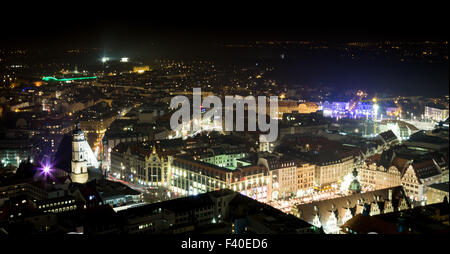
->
xmin=349 ymin=167 xmax=361 ymax=194
xmin=71 ymin=123 xmax=88 ymax=184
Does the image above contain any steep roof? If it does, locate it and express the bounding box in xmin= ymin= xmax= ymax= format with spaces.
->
xmin=411 ymin=160 xmax=441 ymax=179
xmin=342 ymin=213 xmax=400 ymax=234
xmin=378 ymin=130 xmax=398 ymax=143
xmin=296 ymin=186 xmax=408 ymax=226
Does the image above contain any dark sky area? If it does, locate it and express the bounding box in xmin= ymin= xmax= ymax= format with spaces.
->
xmin=1 ymin=2 xmax=448 ymax=48
xmin=1 ymin=2 xmax=448 ymax=97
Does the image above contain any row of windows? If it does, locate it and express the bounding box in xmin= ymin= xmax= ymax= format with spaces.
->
xmin=43 ymin=205 xmax=77 ymax=213
xmin=403 ymin=182 xmax=419 ymax=189
xmin=298 ymin=178 xmax=314 ymax=184
xmin=38 ymin=200 xmax=75 ymax=209
xmin=138 ymin=223 xmax=153 ymax=230
xmin=299 ymin=183 xmax=313 ymax=189
xmin=298 ymin=173 xmax=314 ymax=178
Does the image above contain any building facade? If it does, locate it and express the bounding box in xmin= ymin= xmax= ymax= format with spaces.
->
xmin=292 ymin=186 xmax=410 ymax=234
xmin=359 ymin=161 xmax=402 ymax=191
xmin=258 ymin=156 xmax=297 ymax=200
xmin=71 ymin=126 xmax=89 ymax=184
xmin=171 ymin=157 xmax=270 ymax=203
xmin=110 ymin=143 xmax=171 ymax=187
xmin=296 ymin=161 xmax=315 ymax=197
xmin=425 ymin=105 xmax=449 ymax=122
xmin=314 ymin=156 xmax=354 ymax=189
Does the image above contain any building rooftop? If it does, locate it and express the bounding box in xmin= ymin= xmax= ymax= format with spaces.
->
xmin=296 ymin=186 xmax=409 ymax=226
xmin=429 ymin=182 xmax=449 ymax=192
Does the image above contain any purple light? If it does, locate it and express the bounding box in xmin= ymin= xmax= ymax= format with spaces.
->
xmin=38 ymin=160 xmax=54 ymax=179
xmin=43 ymin=165 xmax=51 ymax=173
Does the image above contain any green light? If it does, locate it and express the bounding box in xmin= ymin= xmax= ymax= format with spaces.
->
xmin=42 ymin=76 xmax=97 ymax=82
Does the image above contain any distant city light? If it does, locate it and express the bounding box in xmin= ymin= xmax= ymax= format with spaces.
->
xmin=120 ymin=57 xmax=129 ymax=62
xmin=101 ymin=57 xmax=110 ymax=63
xmin=42 ymin=76 xmax=97 ymax=82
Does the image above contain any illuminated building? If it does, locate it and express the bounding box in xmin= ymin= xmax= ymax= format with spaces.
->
xmin=146 ymin=146 xmax=172 ymax=187
xmin=426 ymin=182 xmax=449 ymax=205
xmin=360 ymin=154 xmax=403 ymax=190
xmin=425 ymin=105 xmax=449 ymax=122
xmin=110 ymin=143 xmax=172 ymax=187
xmin=198 ymin=149 xmax=249 ymax=169
xmin=0 ymin=139 xmax=34 ymax=168
xmin=321 ymin=101 xmax=349 ymax=117
xmin=77 ymin=101 xmax=118 ymax=155
xmin=298 ymin=102 xmax=319 ymax=114
xmin=386 ymin=105 xmax=401 ymax=117
xmin=295 ymin=161 xmax=315 ymax=197
xmin=292 ymin=186 xmax=410 ymax=234
xmin=102 ymin=132 xmax=150 ymax=175
xmin=258 ymin=155 xmax=297 ymax=200
xmin=314 ymin=155 xmax=354 ymax=189
xmin=133 ymin=66 xmax=150 ymax=74
xmin=320 ymin=101 xmax=377 ymax=120
xmin=274 ymin=100 xmax=318 ymax=119
xmin=71 ymin=124 xmax=89 ymax=184
xmin=171 ymin=157 xmax=270 ymax=203
xmin=36 ymin=196 xmax=77 ymax=214
xmin=401 ymin=160 xmax=443 ymax=202
xmin=230 ymin=165 xmax=269 ymax=203
xmin=361 ymin=150 xmax=446 ymax=202
xmin=377 ymin=120 xmax=418 ymax=141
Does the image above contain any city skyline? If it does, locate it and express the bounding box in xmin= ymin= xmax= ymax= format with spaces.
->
xmin=0 ymin=3 xmax=448 ymax=241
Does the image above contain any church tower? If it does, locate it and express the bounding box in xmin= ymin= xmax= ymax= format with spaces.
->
xmin=71 ymin=123 xmax=88 ymax=183
xmin=348 ymin=167 xmax=361 ymax=195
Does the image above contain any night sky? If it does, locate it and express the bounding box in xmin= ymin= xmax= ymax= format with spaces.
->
xmin=1 ymin=2 xmax=448 ymax=96
xmin=2 ymin=2 xmax=447 ymax=47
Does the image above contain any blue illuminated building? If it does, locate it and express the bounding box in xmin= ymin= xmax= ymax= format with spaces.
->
xmin=321 ymin=101 xmax=375 ymax=119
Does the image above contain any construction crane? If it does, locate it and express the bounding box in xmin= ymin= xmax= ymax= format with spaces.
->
xmin=372 ymin=97 xmax=379 ymax=134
